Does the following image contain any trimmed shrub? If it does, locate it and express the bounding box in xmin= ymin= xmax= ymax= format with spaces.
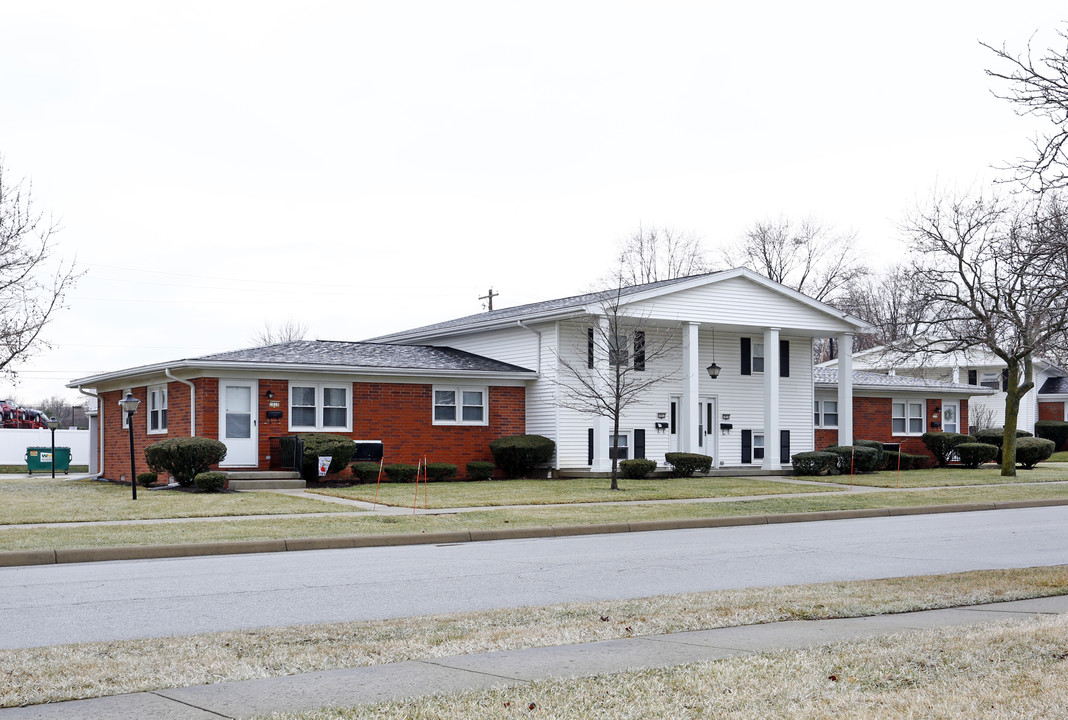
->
xmin=299 ymin=433 xmax=357 ymax=480
xmin=1016 ymin=437 xmax=1056 ymax=469
xmin=664 ymin=452 xmax=714 ymax=477
xmin=921 ymin=432 xmax=975 ymax=468
xmin=193 ymin=471 xmax=227 ymax=492
xmin=1035 ymin=420 xmax=1068 ymax=450
xmin=619 ymin=458 xmax=658 ymax=479
xmin=884 ymin=451 xmax=930 ymax=471
xmin=906 ymin=453 xmax=932 ymax=470
xmin=424 ymin=462 xmax=458 ymax=482
xmin=791 ymin=451 xmax=838 ymax=476
xmin=466 ymin=460 xmax=495 ymax=480
xmin=136 ymin=472 xmax=158 ymax=487
xmin=144 ymin=437 xmax=227 ymax=487
xmin=954 ymin=443 xmax=999 ymax=469
xmin=823 ymin=445 xmax=880 ymax=473
xmin=351 ymin=461 xmax=382 ymax=483
xmin=973 ymin=427 xmax=1035 ymax=463
xmin=383 ymin=463 xmax=418 ymax=482
xmin=854 ymin=439 xmax=886 ymax=468
xmin=488 ymin=435 xmax=555 ymax=477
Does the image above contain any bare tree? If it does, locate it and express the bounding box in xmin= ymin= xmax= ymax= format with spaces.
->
xmin=984 ymin=28 xmax=1068 ymax=192
xmin=900 ymin=189 xmax=1068 ymax=476
xmin=251 ymin=319 xmax=309 ymax=347
xmin=724 ymin=217 xmax=868 ymax=303
xmin=0 ymin=158 xmax=80 ymax=373
xmin=609 ymin=225 xmax=708 ymax=287
xmin=36 ymin=396 xmax=88 ymax=428
xmin=836 ymin=264 xmax=933 ymax=351
xmin=554 ymin=282 xmax=680 ymax=490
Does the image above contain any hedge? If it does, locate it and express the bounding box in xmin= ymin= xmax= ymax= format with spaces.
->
xmin=193 ymin=471 xmax=227 ymax=492
xmin=383 ymin=463 xmax=419 ymax=482
xmin=619 ymin=458 xmax=658 ymax=479
xmin=488 ymin=435 xmax=555 ymax=477
xmin=351 ymin=461 xmax=382 ymax=483
xmin=1035 ymin=420 xmax=1068 ymax=450
xmin=973 ymin=427 xmax=1036 ymax=463
xmin=823 ymin=445 xmax=880 ymax=473
xmin=791 ymin=451 xmax=838 ymax=476
xmin=955 ymin=443 xmax=999 ymax=469
xmin=1016 ymin=437 xmax=1056 ymax=469
xmin=664 ymin=452 xmax=713 ymax=477
xmin=854 ymin=439 xmax=886 ymax=468
xmin=921 ymin=432 xmax=975 ymax=468
xmin=144 ymin=437 xmax=227 ymax=487
xmin=299 ymin=433 xmax=357 ymax=480
xmin=424 ymin=462 xmax=458 ymax=482
xmin=466 ymin=461 xmax=496 ymax=481
xmin=884 ymin=451 xmax=932 ymax=470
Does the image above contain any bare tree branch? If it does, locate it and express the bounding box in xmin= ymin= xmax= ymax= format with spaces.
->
xmin=251 ymin=319 xmax=309 ymax=347
xmin=607 ymin=225 xmax=708 ymax=287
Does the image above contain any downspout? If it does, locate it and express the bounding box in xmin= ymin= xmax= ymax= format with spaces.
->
xmin=165 ymin=369 xmax=196 ymax=436
xmin=516 ymin=320 xmax=542 ymax=374
xmin=77 ymin=386 xmax=104 ymax=478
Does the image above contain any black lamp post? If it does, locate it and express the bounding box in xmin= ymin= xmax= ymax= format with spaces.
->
xmin=45 ymin=417 xmax=59 ymax=479
xmin=120 ymin=393 xmax=141 ymax=500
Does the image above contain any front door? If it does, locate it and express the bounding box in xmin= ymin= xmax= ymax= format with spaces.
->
xmin=942 ymin=401 xmax=959 ymax=434
xmin=219 ymin=380 xmax=258 ymax=467
xmin=698 ymin=396 xmax=718 ymax=462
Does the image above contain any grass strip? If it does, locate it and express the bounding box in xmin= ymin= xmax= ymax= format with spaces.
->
xmin=3 ymin=482 xmax=1068 ymax=551
xmin=278 ymin=614 xmax=1068 ymax=719
xmin=2 ymin=565 xmax=1066 ymax=709
xmin=819 ymin=465 xmax=1068 ymax=488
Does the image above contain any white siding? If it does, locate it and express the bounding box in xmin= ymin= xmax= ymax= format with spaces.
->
xmin=426 ymin=325 xmax=540 ymax=371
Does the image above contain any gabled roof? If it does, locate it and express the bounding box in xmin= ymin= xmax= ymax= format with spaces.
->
xmin=371 ymin=267 xmax=869 ymax=343
xmin=67 ymin=340 xmax=534 ymax=389
xmin=1039 ymin=376 xmax=1068 ymax=395
xmin=822 ymin=340 xmax=1066 ymax=374
xmin=814 ymin=367 xmax=997 ymax=395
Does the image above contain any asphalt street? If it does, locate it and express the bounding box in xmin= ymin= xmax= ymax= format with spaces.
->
xmin=2 ymin=506 xmax=1066 ymax=649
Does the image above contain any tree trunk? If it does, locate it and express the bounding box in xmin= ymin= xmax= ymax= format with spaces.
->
xmin=1000 ymin=362 xmax=1021 ymax=477
xmin=610 ymin=414 xmax=620 ymax=490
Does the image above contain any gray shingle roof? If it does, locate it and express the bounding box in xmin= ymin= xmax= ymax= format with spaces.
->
xmin=814 ymin=367 xmax=994 ymax=393
xmin=198 ymin=340 xmax=534 ymax=373
xmin=1039 ymin=376 xmax=1068 ymax=394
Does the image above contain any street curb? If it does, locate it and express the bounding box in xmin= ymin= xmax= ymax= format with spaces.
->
xmin=3 ymin=497 xmax=1068 ymax=568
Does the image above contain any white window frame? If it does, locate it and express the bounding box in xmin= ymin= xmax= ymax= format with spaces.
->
xmin=433 ymin=385 xmax=489 ymax=426
xmin=752 ymin=342 xmax=765 ymax=374
xmin=288 ymin=383 xmax=352 ymax=432
xmin=892 ymin=399 xmax=926 ymax=436
xmin=753 ymin=432 xmax=765 ymax=460
xmin=979 ymin=372 xmax=1001 ymax=390
xmin=147 ymin=384 xmax=168 ymax=434
xmin=814 ymin=399 xmax=838 ymax=428
xmin=609 ymin=432 xmax=629 ymax=460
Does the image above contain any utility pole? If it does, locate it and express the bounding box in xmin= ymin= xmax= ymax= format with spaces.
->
xmin=479 ymin=287 xmax=498 ymax=311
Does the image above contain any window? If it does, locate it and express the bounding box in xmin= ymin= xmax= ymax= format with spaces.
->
xmin=433 ymin=386 xmax=487 ymax=425
xmin=609 ymin=334 xmax=628 ymax=366
xmin=752 ymin=342 xmax=765 ymax=373
xmin=148 ymin=385 xmax=168 ymax=433
xmin=289 ymin=384 xmax=351 ymax=431
xmin=892 ymin=400 xmax=925 ymax=435
xmin=753 ymin=433 xmax=765 ymax=460
xmin=609 ymin=433 xmax=629 ymax=460
xmin=633 ymin=331 xmax=645 ymax=371
xmin=814 ymin=400 xmax=838 ymax=427
xmin=980 ymin=372 xmax=1000 ymax=390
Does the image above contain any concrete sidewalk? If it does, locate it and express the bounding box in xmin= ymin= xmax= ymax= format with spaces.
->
xmin=2 ymin=595 xmax=1065 ymax=719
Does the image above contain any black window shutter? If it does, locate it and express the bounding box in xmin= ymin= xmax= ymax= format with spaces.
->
xmin=740 ymin=337 xmax=752 ymax=375
xmin=779 ymin=339 xmax=790 ymax=378
xmin=634 ymin=429 xmax=646 ymax=459
xmin=1002 ymin=369 xmax=1009 ymax=392
xmin=780 ymin=429 xmax=791 ymax=464
xmin=670 ymin=402 xmax=676 ymax=434
xmin=634 ymin=331 xmax=646 ymax=371
xmin=587 ymin=328 xmax=594 ymax=369
xmin=968 ymin=369 xmax=977 ymax=385
xmin=741 ymin=429 xmax=752 ymax=464
xmin=587 ymin=428 xmax=594 ymax=465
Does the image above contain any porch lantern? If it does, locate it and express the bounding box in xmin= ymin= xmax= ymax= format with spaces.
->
xmin=45 ymin=417 xmax=60 ymax=479
xmin=120 ymin=392 xmax=141 ymax=500
xmin=706 ymin=362 xmax=721 ymax=379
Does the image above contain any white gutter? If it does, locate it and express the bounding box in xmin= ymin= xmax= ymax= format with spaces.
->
xmin=165 ymin=368 xmax=196 ymax=436
xmin=76 ymin=386 xmax=104 ymax=478
xmin=516 ymin=320 xmax=542 ymax=374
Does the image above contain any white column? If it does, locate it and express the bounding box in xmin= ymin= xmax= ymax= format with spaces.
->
xmin=762 ymin=327 xmax=781 ymax=469
xmin=837 ymin=332 xmax=854 ymax=446
xmin=681 ymin=322 xmax=700 ymax=453
xmin=592 ymin=316 xmax=613 ymax=471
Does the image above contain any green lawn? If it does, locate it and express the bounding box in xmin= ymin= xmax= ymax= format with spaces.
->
xmin=0 ymin=464 xmax=89 ymax=473
xmin=817 ymin=464 xmax=1068 ymax=488
xmin=308 ymin=475 xmax=838 ymax=508
xmin=0 ymin=476 xmax=355 ymax=525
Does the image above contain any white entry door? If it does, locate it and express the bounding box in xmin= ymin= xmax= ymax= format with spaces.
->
xmin=669 ymin=397 xmax=680 ymax=453
xmin=220 ymin=380 xmax=258 ymax=467
xmin=698 ymin=397 xmax=718 ymax=462
xmin=942 ymin=401 xmax=960 ymax=434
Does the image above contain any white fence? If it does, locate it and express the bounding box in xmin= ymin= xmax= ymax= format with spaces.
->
xmin=0 ymin=429 xmax=91 ymax=466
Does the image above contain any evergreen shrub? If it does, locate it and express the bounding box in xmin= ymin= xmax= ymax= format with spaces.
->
xmin=424 ymin=462 xmax=458 ymax=482
xmin=466 ymin=461 xmax=496 ymax=481
xmin=144 ymin=437 xmax=227 ymax=487
xmin=351 ymin=461 xmax=382 ymax=483
xmin=488 ymin=435 xmax=555 ymax=477
xmin=193 ymin=471 xmax=227 ymax=492
xmin=1015 ymin=437 xmax=1056 ymax=469
xmin=664 ymin=452 xmax=713 ymax=477
xmin=383 ymin=463 xmax=419 ymax=482
xmin=791 ymin=451 xmax=838 ymax=476
xmin=954 ymin=443 xmax=999 ymax=469
xmin=1035 ymin=420 xmax=1068 ymax=450
xmin=136 ymin=472 xmax=158 ymax=487
xmin=823 ymin=445 xmax=880 ymax=473
xmin=921 ymin=432 xmax=975 ymax=467
xmin=299 ymin=433 xmax=357 ymax=480
xmin=619 ymin=458 xmax=657 ymax=479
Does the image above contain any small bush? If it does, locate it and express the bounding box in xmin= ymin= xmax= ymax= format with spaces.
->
xmin=854 ymin=439 xmax=886 ymax=467
xmin=955 ymin=443 xmax=999 ymax=469
xmin=664 ymin=452 xmax=713 ymax=477
xmin=906 ymin=453 xmax=932 ymax=470
xmin=136 ymin=472 xmax=158 ymax=487
xmin=921 ymin=432 xmax=975 ymax=468
xmin=193 ymin=471 xmax=227 ymax=492
xmin=350 ymin=461 xmax=382 ymax=483
xmin=466 ymin=461 xmax=495 ymax=480
xmin=424 ymin=462 xmax=458 ymax=482
xmin=299 ymin=433 xmax=357 ymax=480
xmin=488 ymin=435 xmax=555 ymax=477
xmin=1015 ymin=437 xmax=1056 ymax=469
xmin=1035 ymin=420 xmax=1068 ymax=450
xmin=791 ymin=451 xmax=838 ymax=476
xmin=823 ymin=445 xmax=880 ymax=473
xmin=383 ymin=463 xmax=419 ymax=482
xmin=973 ymin=427 xmax=1034 ymax=463
xmin=144 ymin=437 xmax=227 ymax=487
xmin=619 ymin=458 xmax=658 ymax=479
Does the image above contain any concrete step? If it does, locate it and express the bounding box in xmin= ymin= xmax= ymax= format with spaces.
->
xmin=226 ymin=471 xmax=305 ymax=490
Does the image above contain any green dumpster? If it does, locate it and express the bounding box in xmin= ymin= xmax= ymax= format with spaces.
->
xmin=26 ymin=447 xmax=72 ymax=474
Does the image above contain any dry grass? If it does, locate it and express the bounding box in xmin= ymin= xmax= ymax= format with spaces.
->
xmin=3 ymin=482 xmax=1068 ymax=551
xmin=310 ymin=476 xmax=837 ymax=509
xmin=0 ymin=477 xmax=353 ymax=525
xmin=2 ymin=566 xmax=1067 ymax=708
xmin=279 ymin=615 xmax=1068 ymax=719
xmin=821 ymin=465 xmax=1068 ymax=488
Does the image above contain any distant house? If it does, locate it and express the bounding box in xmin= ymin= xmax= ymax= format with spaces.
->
xmin=68 ymin=269 xmax=869 ymax=481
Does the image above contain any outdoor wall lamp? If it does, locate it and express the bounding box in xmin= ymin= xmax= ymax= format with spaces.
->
xmin=45 ymin=417 xmax=59 ymax=479
xmin=265 ymin=389 xmax=275 ymax=399
xmin=120 ymin=392 xmax=141 ymax=500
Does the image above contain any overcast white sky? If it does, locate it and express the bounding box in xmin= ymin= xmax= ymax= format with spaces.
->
xmin=1 ymin=1 xmax=1065 ymax=408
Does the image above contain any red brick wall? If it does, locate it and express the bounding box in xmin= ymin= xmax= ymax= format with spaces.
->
xmin=1039 ymin=401 xmax=1065 ymax=422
